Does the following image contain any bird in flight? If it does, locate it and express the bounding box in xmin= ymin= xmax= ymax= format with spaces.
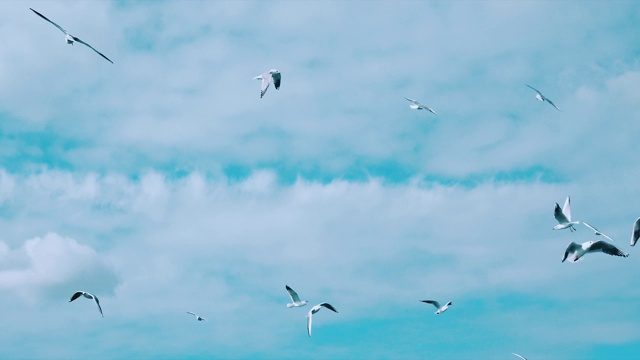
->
xmin=404 ymin=97 xmax=437 ymax=114
xmin=69 ymin=291 xmax=103 ymax=317
xmin=582 ymin=221 xmax=614 ymax=242
xmin=631 ymin=217 xmax=640 ymax=246
xmin=525 ymin=84 xmax=561 ymax=111
xmin=306 ymin=302 xmax=338 ymax=337
xmin=30 ymin=8 xmax=113 ymax=64
xmin=285 ymin=285 xmax=308 ymax=308
xmin=253 ymin=69 xmax=281 ymax=98
xmin=420 ymin=299 xmax=452 ymax=314
xmin=553 ymin=196 xmax=579 ymax=232
xmin=186 ymin=312 xmax=206 ymax=321
xmin=562 ymin=240 xmax=628 ymax=263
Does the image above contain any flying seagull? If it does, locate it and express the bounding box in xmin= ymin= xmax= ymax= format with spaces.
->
xmin=562 ymin=240 xmax=628 ymax=263
xmin=253 ymin=69 xmax=281 ymax=98
xmin=553 ymin=196 xmax=579 ymax=232
xmin=186 ymin=312 xmax=206 ymax=321
xmin=30 ymin=8 xmax=113 ymax=64
xmin=512 ymin=353 xmax=528 ymax=360
xmin=582 ymin=221 xmax=614 ymax=241
xmin=306 ymin=302 xmax=337 ymax=337
xmin=525 ymin=84 xmax=561 ymax=111
xmin=631 ymin=217 xmax=640 ymax=246
xmin=420 ymin=300 xmax=452 ymax=315
xmin=69 ymin=291 xmax=103 ymax=317
xmin=285 ymin=285 xmax=308 ymax=308
xmin=404 ymin=97 xmax=436 ymax=114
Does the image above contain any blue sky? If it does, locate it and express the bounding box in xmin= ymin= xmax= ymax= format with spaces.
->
xmin=1 ymin=0 xmax=640 ymax=359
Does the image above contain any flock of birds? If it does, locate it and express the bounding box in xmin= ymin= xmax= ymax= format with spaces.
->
xmin=23 ymin=6 xmax=638 ymax=359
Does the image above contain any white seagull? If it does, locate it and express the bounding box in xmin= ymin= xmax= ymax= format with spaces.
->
xmin=420 ymin=300 xmax=452 ymax=314
xmin=253 ymin=69 xmax=281 ymax=98
xmin=525 ymin=84 xmax=561 ymax=111
xmin=30 ymin=8 xmax=113 ymax=64
xmin=404 ymin=97 xmax=436 ymax=114
xmin=562 ymin=240 xmax=628 ymax=263
xmin=553 ymin=196 xmax=579 ymax=232
xmin=582 ymin=221 xmax=614 ymax=241
xmin=285 ymin=285 xmax=308 ymax=308
xmin=512 ymin=353 xmax=528 ymax=360
xmin=186 ymin=312 xmax=206 ymax=321
xmin=69 ymin=291 xmax=103 ymax=317
xmin=631 ymin=217 xmax=640 ymax=246
xmin=306 ymin=302 xmax=338 ymax=337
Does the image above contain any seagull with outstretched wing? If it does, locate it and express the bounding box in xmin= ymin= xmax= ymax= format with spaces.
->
xmin=420 ymin=299 xmax=452 ymax=314
xmin=253 ymin=69 xmax=281 ymax=98
xmin=553 ymin=196 xmax=579 ymax=232
xmin=186 ymin=312 xmax=206 ymax=321
xmin=526 ymin=84 xmax=561 ymax=111
xmin=582 ymin=221 xmax=614 ymax=241
xmin=285 ymin=285 xmax=308 ymax=308
xmin=306 ymin=302 xmax=337 ymax=337
xmin=69 ymin=291 xmax=103 ymax=317
xmin=562 ymin=240 xmax=628 ymax=263
xmin=404 ymin=97 xmax=436 ymax=114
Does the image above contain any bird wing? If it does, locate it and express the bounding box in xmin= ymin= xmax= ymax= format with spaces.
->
xmin=30 ymin=8 xmax=68 ymax=34
xmin=544 ymin=97 xmax=561 ymax=111
xmin=589 ymin=241 xmax=628 ymax=258
xmin=562 ymin=196 xmax=572 ymax=222
xmin=525 ymin=84 xmax=541 ymax=95
xmin=562 ymin=242 xmax=581 ymax=262
xmin=420 ymin=300 xmax=441 ymax=309
xmin=319 ymin=303 xmax=338 ymax=313
xmin=187 ymin=311 xmax=196 ymax=316
xmin=272 ymin=72 xmax=281 ymax=90
xmin=93 ymin=295 xmax=104 ymax=317
xmin=404 ymin=97 xmax=419 ymax=104
xmin=512 ymin=353 xmax=528 ymax=360
xmin=306 ymin=312 xmax=313 ymax=337
xmin=423 ymin=105 xmax=437 ymax=115
xmin=286 ymin=285 xmax=301 ymax=303
xmin=71 ymin=36 xmax=113 ymax=63
xmin=632 ymin=217 xmax=640 ymax=246
xmin=69 ymin=291 xmax=83 ymax=302
xmin=260 ymin=73 xmax=272 ymax=98
xmin=583 ymin=222 xmax=614 ymax=241
xmin=554 ymin=203 xmax=569 ymax=224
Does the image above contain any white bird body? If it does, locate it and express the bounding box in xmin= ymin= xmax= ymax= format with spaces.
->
xmin=582 ymin=221 xmax=614 ymax=242
xmin=562 ymin=240 xmax=628 ymax=263
xmin=553 ymin=196 xmax=579 ymax=232
xmin=404 ymin=97 xmax=436 ymax=114
xmin=253 ymin=69 xmax=281 ymax=98
xmin=306 ymin=302 xmax=338 ymax=337
xmin=187 ymin=312 xmax=206 ymax=321
xmin=631 ymin=217 xmax=640 ymax=246
xmin=526 ymin=84 xmax=561 ymax=111
xmin=30 ymin=8 xmax=113 ymax=63
xmin=420 ymin=300 xmax=452 ymax=314
xmin=285 ymin=285 xmax=308 ymax=308
xmin=69 ymin=291 xmax=103 ymax=317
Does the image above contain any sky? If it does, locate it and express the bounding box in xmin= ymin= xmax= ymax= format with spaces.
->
xmin=1 ymin=0 xmax=640 ymax=359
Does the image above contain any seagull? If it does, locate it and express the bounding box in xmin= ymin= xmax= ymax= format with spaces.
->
xmin=512 ymin=353 xmax=528 ymax=360
xmin=553 ymin=196 xmax=579 ymax=232
xmin=285 ymin=285 xmax=308 ymax=308
xmin=631 ymin=218 xmax=640 ymax=246
xmin=253 ymin=69 xmax=281 ymax=98
xmin=306 ymin=303 xmax=337 ymax=337
xmin=562 ymin=240 xmax=628 ymax=263
xmin=404 ymin=97 xmax=436 ymax=114
xmin=525 ymin=84 xmax=561 ymax=111
xmin=30 ymin=8 xmax=113 ymax=64
xmin=186 ymin=312 xmax=206 ymax=321
xmin=582 ymin=221 xmax=614 ymax=241
xmin=420 ymin=300 xmax=452 ymax=314
xmin=69 ymin=291 xmax=103 ymax=317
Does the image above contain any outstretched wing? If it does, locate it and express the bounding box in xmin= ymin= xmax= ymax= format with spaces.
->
xmin=260 ymin=73 xmax=272 ymax=98
xmin=544 ymin=97 xmax=561 ymax=111
xmin=272 ymin=72 xmax=281 ymax=90
xmin=562 ymin=196 xmax=572 ymax=222
xmin=306 ymin=313 xmax=313 ymax=337
xmin=187 ymin=311 xmax=196 ymax=316
xmin=512 ymin=353 xmax=528 ymax=360
xmin=562 ymin=242 xmax=581 ymax=262
xmin=71 ymin=36 xmax=113 ymax=63
xmin=69 ymin=291 xmax=83 ymax=302
xmin=404 ymin=97 xmax=419 ymax=104
xmin=420 ymin=300 xmax=441 ymax=309
xmin=319 ymin=303 xmax=338 ymax=313
xmin=554 ymin=203 xmax=569 ymax=224
xmin=582 ymin=222 xmax=614 ymax=241
xmin=525 ymin=84 xmax=541 ymax=95
xmin=93 ymin=295 xmax=104 ymax=317
xmin=590 ymin=241 xmax=628 ymax=258
xmin=30 ymin=8 xmax=67 ymax=34
xmin=286 ymin=285 xmax=301 ymax=303
xmin=631 ymin=217 xmax=640 ymax=246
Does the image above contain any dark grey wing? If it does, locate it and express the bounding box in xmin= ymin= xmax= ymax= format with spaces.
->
xmin=71 ymin=36 xmax=113 ymax=64
xmin=320 ymin=303 xmax=338 ymax=313
xmin=286 ymin=285 xmax=301 ymax=302
xmin=93 ymin=295 xmax=104 ymax=317
xmin=590 ymin=241 xmax=628 ymax=258
xmin=30 ymin=8 xmax=68 ymax=34
xmin=554 ymin=203 xmax=569 ymax=224
xmin=525 ymin=84 xmax=541 ymax=95
xmin=544 ymin=98 xmax=561 ymax=111
xmin=273 ymin=73 xmax=281 ymax=90
xmin=562 ymin=242 xmax=581 ymax=262
xmin=632 ymin=217 xmax=640 ymax=246
xmin=420 ymin=300 xmax=441 ymax=308
xmin=69 ymin=291 xmax=83 ymax=302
